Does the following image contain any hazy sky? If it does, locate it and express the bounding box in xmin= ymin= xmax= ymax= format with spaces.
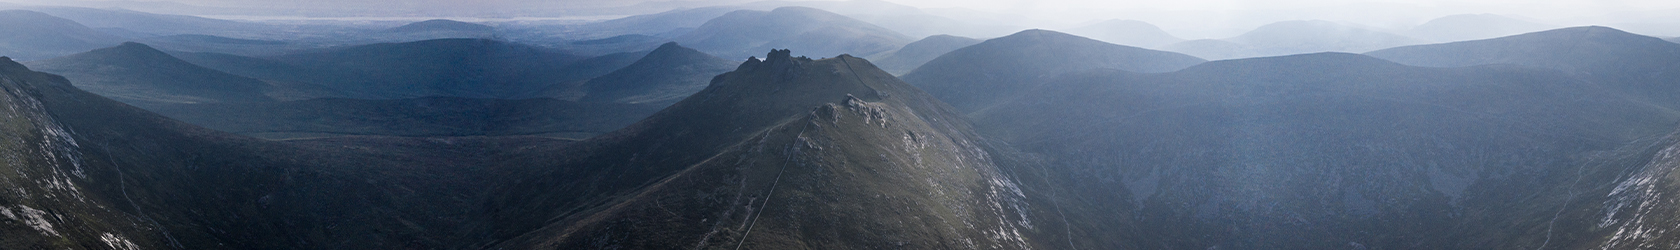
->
xmin=4 ymin=0 xmax=1677 ymax=37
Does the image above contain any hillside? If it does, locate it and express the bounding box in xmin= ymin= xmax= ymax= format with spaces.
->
xmin=1064 ymin=19 xmax=1185 ymax=48
xmin=1367 ymin=26 xmax=1680 ymax=109
xmin=675 ymin=6 xmax=912 ymax=60
xmin=0 ymin=57 xmax=532 ymax=248
xmin=901 ymin=29 xmax=1206 ymax=114
xmin=869 ymin=34 xmax=981 ymax=75
xmin=0 ymin=10 xmax=121 ymax=60
xmin=25 ymin=42 xmax=308 ymax=108
xmin=150 ymin=97 xmax=663 ymax=140
xmin=968 ymin=52 xmax=1680 ymax=248
xmin=1162 ymin=20 xmax=1427 ymax=60
xmin=574 ymin=42 xmax=737 ymax=105
xmin=480 ymin=50 xmax=1052 ymax=249
xmin=1406 ymin=14 xmax=1555 ymax=42
xmin=387 ymin=19 xmax=494 ymax=33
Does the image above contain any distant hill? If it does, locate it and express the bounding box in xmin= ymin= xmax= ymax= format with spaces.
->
xmin=1064 ymin=19 xmax=1184 ymax=48
xmin=1668 ymin=36 xmax=1680 ymax=43
xmin=675 ymin=6 xmax=912 ymax=60
xmin=901 ymin=29 xmax=1206 ymax=114
xmin=869 ymin=34 xmax=981 ymax=75
xmin=574 ymin=42 xmax=737 ymax=105
xmin=483 ymin=49 xmax=1044 ymax=249
xmin=175 ymin=39 xmax=636 ymax=100
xmin=150 ymin=97 xmax=663 ymax=140
xmin=1406 ymin=14 xmax=1555 ymax=42
xmin=387 ymin=19 xmax=494 ymax=33
xmin=971 ymin=52 xmax=1680 ymax=249
xmin=1367 ymin=26 xmax=1680 ymax=108
xmin=570 ymin=6 xmax=743 ymax=39
xmin=0 ymin=10 xmax=121 ymax=60
xmin=130 ymin=34 xmax=305 ymax=56
xmin=1162 ymin=20 xmax=1427 ymax=60
xmin=25 ymin=42 xmax=293 ymax=107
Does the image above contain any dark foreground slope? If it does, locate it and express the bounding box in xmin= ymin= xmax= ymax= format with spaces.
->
xmin=0 ymin=57 xmax=530 ymax=249
xmin=971 ymin=52 xmax=1680 ymax=249
xmin=479 ymin=50 xmax=1050 ymax=249
xmin=901 ymin=29 xmax=1205 ymax=114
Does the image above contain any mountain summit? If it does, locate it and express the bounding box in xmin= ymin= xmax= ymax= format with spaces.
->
xmin=483 ymin=49 xmax=1043 ymax=248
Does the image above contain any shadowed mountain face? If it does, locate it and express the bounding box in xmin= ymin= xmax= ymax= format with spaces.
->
xmin=901 ymin=29 xmax=1206 ymax=114
xmin=0 ymin=57 xmax=549 ymax=249
xmin=0 ymin=10 xmax=121 ymax=61
xmin=1064 ymin=19 xmax=1185 ymax=48
xmin=174 ymin=38 xmax=636 ymax=100
xmin=971 ymin=52 xmax=1680 ymax=249
xmin=1162 ymin=20 xmax=1427 ymax=60
xmin=675 ymin=6 xmax=912 ymax=60
xmin=1406 ymin=14 xmax=1555 ymax=43
xmin=869 ymin=34 xmax=982 ymax=75
xmin=481 ymin=50 xmax=1045 ymax=249
xmin=25 ymin=42 xmax=292 ymax=107
xmin=1367 ymin=26 xmax=1680 ymax=109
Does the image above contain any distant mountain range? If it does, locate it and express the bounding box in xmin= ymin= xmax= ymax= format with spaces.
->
xmin=868 ymin=34 xmax=981 ymax=75
xmin=0 ymin=10 xmax=121 ymax=60
xmin=902 ymin=29 xmax=1205 ymax=114
xmin=1405 ymin=14 xmax=1555 ymax=43
xmin=1161 ymin=20 xmax=1427 ymax=60
xmin=1064 ymin=19 xmax=1185 ymax=48
xmin=173 ymin=38 xmax=621 ymax=100
xmin=675 ymin=6 xmax=911 ymax=60
xmin=26 ymin=42 xmax=296 ymax=107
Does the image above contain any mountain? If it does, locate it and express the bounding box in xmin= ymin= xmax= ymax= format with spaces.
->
xmin=1064 ymin=19 xmax=1185 ymax=48
xmin=24 ymin=42 xmax=322 ymax=108
xmin=21 ymin=6 xmax=279 ymax=39
xmin=150 ymin=97 xmax=663 ymax=140
xmin=1366 ymin=26 xmax=1680 ymax=109
xmin=175 ymin=38 xmax=636 ymax=100
xmin=901 ymin=29 xmax=1206 ymax=114
xmin=1668 ymin=36 xmax=1680 ymax=43
xmin=1406 ymin=14 xmax=1555 ymax=43
xmin=0 ymin=56 xmax=537 ymax=248
xmin=481 ymin=49 xmax=1048 ymax=249
xmin=869 ymin=34 xmax=982 ymax=75
xmin=675 ymin=6 xmax=912 ymax=60
xmin=970 ymin=52 xmax=1680 ymax=249
xmin=1162 ymin=20 xmax=1428 ymax=60
xmin=573 ymin=42 xmax=737 ymax=105
xmin=0 ymin=10 xmax=121 ymax=60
